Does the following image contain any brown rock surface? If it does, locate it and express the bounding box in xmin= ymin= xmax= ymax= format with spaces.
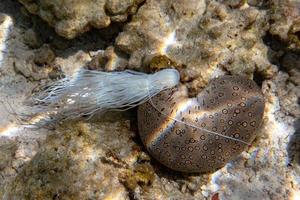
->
xmin=18 ymin=0 xmax=144 ymax=39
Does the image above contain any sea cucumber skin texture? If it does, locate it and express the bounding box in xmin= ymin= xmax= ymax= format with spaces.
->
xmin=138 ymin=76 xmax=265 ymax=173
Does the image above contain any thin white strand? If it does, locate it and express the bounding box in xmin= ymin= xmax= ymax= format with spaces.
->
xmin=27 ymin=68 xmax=180 ymax=125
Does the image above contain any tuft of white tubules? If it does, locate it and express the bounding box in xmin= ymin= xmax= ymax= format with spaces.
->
xmin=27 ymin=68 xmax=180 ymax=125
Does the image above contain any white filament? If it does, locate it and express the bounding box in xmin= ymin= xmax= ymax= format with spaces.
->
xmin=26 ymin=68 xmax=249 ymax=145
xmin=29 ymin=68 xmax=180 ymax=124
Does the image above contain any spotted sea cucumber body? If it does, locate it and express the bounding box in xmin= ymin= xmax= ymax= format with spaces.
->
xmin=138 ymin=76 xmax=265 ymax=173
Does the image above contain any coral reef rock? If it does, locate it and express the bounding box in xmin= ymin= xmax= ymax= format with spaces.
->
xmin=116 ymin=0 xmax=278 ymax=94
xmin=269 ymin=0 xmax=300 ymax=50
xmin=18 ymin=0 xmax=145 ymax=39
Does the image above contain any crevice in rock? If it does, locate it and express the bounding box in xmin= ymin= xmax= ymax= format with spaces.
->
xmin=253 ymin=71 xmax=264 ymax=87
xmin=0 ymin=0 xmax=147 ymax=64
xmin=262 ymin=31 xmax=288 ymax=52
xmin=262 ymin=31 xmax=290 ymax=74
xmin=287 ymin=118 xmax=300 ymax=166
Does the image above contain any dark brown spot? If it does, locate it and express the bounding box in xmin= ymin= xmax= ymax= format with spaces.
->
xmin=235 ymin=109 xmax=240 ymax=114
xmin=233 ymin=86 xmax=239 ymax=90
xmin=250 ymin=121 xmax=256 ymax=127
xmin=222 ymin=109 xmax=228 ymax=114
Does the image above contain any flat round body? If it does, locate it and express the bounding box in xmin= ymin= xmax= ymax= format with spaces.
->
xmin=137 ymin=75 xmax=265 ymax=173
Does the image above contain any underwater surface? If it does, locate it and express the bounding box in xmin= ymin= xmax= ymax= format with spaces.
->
xmin=0 ymin=0 xmax=299 ymax=199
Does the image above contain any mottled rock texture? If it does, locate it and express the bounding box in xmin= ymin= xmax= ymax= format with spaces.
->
xmin=116 ymin=0 xmax=278 ymax=95
xmin=269 ymin=0 xmax=300 ymax=49
xmin=18 ymin=0 xmax=144 ymax=39
xmin=2 ymin=122 xmax=132 ymax=199
xmin=0 ymin=0 xmax=299 ymax=199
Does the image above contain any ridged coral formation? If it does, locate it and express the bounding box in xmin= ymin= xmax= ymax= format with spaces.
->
xmin=116 ymin=0 xmax=278 ymax=94
xmin=18 ymin=0 xmax=144 ymax=39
